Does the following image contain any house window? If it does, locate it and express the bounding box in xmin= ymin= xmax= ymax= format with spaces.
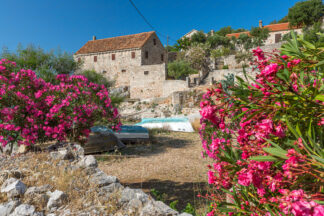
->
xmin=121 ymin=69 xmax=126 ymax=73
xmin=102 ymin=70 xmax=107 ymax=74
xmin=144 ymin=71 xmax=149 ymax=75
xmin=78 ymin=58 xmax=81 ymax=63
xmin=161 ymin=54 xmax=164 ymax=62
xmin=275 ymin=33 xmax=282 ymax=43
xmin=131 ymin=52 xmax=135 ymax=59
xmin=153 ymin=38 xmax=156 ymax=45
xmin=94 ymin=56 xmax=97 ymax=62
xmin=145 ymin=51 xmax=148 ymax=59
xmin=112 ymin=54 xmax=116 ymax=60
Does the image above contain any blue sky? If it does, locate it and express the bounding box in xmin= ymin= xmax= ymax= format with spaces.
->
xmin=0 ymin=0 xmax=301 ymax=54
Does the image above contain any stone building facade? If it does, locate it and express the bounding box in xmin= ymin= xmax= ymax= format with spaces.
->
xmin=74 ymin=31 xmax=166 ymax=89
xmin=226 ymin=21 xmax=302 ymax=45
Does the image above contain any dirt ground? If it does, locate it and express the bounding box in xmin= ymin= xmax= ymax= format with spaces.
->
xmin=98 ymin=131 xmax=213 ymax=214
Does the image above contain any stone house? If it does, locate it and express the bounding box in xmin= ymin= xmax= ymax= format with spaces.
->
xmin=74 ymin=31 xmax=166 ymax=92
xmin=181 ymin=29 xmax=199 ymax=39
xmin=226 ymin=20 xmax=302 ymax=45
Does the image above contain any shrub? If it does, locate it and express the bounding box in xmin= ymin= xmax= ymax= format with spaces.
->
xmin=0 ymin=59 xmax=121 ymax=153
xmin=199 ymin=33 xmax=324 ymax=215
xmin=167 ymin=60 xmax=197 ymax=80
xmin=1 ymin=45 xmax=80 ymax=83
xmin=222 ymin=65 xmax=229 ymax=69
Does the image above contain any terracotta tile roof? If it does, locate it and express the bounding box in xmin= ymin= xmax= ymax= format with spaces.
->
xmin=225 ymin=22 xmax=299 ymax=38
xmin=226 ymin=32 xmax=250 ymax=38
xmin=263 ymin=22 xmax=298 ymax=32
xmin=75 ymin=31 xmax=155 ymax=55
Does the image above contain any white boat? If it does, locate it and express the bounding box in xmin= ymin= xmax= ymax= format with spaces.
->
xmin=135 ymin=118 xmax=194 ymax=132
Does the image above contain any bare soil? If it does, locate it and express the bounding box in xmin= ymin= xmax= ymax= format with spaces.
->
xmin=99 ymin=131 xmax=213 ymax=214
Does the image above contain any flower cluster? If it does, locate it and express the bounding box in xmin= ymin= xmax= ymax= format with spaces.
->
xmin=0 ymin=59 xmax=121 ymax=151
xmin=199 ymin=46 xmax=324 ymax=215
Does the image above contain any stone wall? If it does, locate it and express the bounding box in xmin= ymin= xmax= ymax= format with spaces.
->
xmin=207 ymin=67 xmax=257 ymax=83
xmin=141 ymin=34 xmax=166 ymax=65
xmin=264 ymin=29 xmax=302 ymax=45
xmin=162 ymin=80 xmax=189 ymax=98
xmin=130 ymin=64 xmax=166 ymax=99
xmin=74 ymin=49 xmax=142 ymax=87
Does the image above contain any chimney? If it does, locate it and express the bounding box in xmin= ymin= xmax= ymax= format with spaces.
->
xmin=93 ymin=36 xmax=96 ymax=41
xmin=259 ymin=20 xmax=263 ymax=28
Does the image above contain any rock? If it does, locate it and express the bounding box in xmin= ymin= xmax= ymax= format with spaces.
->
xmin=89 ymin=171 xmax=118 ymax=187
xmin=9 ymin=204 xmax=36 ymax=216
xmin=99 ymin=183 xmax=124 ymax=195
xmin=46 ymin=190 xmax=68 ymax=211
xmin=77 ymin=155 xmax=97 ymax=168
xmin=120 ymin=187 xmax=149 ymax=204
xmin=1 ymin=178 xmax=26 ymax=198
xmin=0 ymin=200 xmax=20 ymax=216
xmin=139 ymin=200 xmax=178 ymax=216
xmin=179 ymin=213 xmax=193 ymax=216
xmin=154 ymin=201 xmax=179 ymax=215
xmin=71 ymin=144 xmax=84 ymax=158
xmin=25 ymin=185 xmax=51 ymax=196
xmin=49 ymin=148 xmax=74 ymax=161
xmin=0 ymin=170 xmax=23 ymax=183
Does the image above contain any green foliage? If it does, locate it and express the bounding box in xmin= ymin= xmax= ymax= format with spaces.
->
xmin=216 ymin=26 xmax=234 ymax=37
xmin=150 ymin=189 xmax=167 ymax=202
xmin=211 ymin=47 xmax=231 ymax=59
xmin=1 ymin=44 xmax=80 ymax=83
xmin=182 ymin=203 xmax=196 ymax=215
xmin=167 ymin=60 xmax=197 ymax=79
xmin=303 ymin=22 xmax=324 ymax=45
xmin=207 ymin=34 xmax=231 ymax=49
xmin=250 ymin=27 xmax=270 ymax=46
xmin=235 ymin=51 xmax=253 ymax=64
xmin=174 ymin=37 xmax=192 ymax=51
xmin=80 ymin=70 xmax=113 ymax=89
xmin=288 ymin=0 xmax=324 ymax=27
xmin=169 ymin=200 xmax=178 ymax=211
xmin=190 ymin=31 xmax=207 ymax=44
xmin=222 ymin=65 xmax=229 ymax=69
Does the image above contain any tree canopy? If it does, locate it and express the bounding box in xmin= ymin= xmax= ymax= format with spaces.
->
xmin=288 ymin=0 xmax=324 ymax=27
xmin=1 ymin=44 xmax=80 ymax=83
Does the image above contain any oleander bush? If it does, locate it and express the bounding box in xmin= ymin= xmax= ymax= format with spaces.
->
xmin=0 ymin=59 xmax=121 ymax=153
xmin=199 ymin=33 xmax=324 ymax=215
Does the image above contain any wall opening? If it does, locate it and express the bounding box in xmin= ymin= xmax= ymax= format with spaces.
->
xmin=275 ymin=33 xmax=281 ymax=43
xmin=144 ymin=71 xmax=149 ymax=75
xmin=131 ymin=52 xmax=135 ymax=59
xmin=94 ymin=56 xmax=97 ymax=62
xmin=153 ymin=39 xmax=156 ymax=45
xmin=112 ymin=54 xmax=116 ymax=60
xmin=145 ymin=51 xmax=148 ymax=59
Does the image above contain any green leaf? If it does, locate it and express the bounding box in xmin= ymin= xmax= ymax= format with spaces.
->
xmin=316 ymin=60 xmax=324 ymax=67
xmin=249 ymin=155 xmax=279 ymax=161
xmin=263 ymin=147 xmax=288 ymax=159
xmin=311 ymin=155 xmax=324 ymax=166
xmin=314 ymin=200 xmax=324 ymax=205
xmin=314 ymin=94 xmax=324 ymax=102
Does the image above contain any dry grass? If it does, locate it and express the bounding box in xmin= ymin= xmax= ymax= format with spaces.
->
xmin=99 ymin=131 xmax=213 ymax=214
xmin=1 ymin=153 xmax=121 ymax=214
xmin=191 ymin=118 xmax=201 ymax=132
